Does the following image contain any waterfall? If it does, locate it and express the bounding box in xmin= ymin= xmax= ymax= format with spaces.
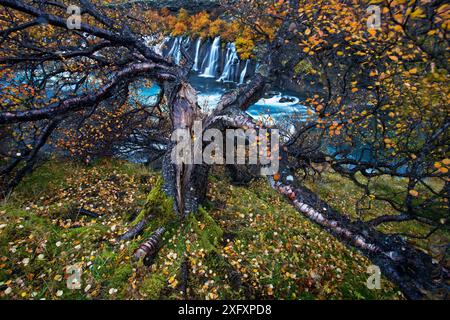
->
xmin=193 ymin=38 xmax=202 ymax=71
xmin=154 ymin=37 xmax=170 ymax=56
xmin=167 ymin=36 xmax=189 ymax=65
xmin=239 ymin=60 xmax=249 ymax=84
xmin=162 ymin=35 xmax=254 ymax=83
xmin=200 ymin=39 xmax=211 ymax=72
xmin=144 ymin=36 xmax=168 ymax=56
xmin=200 ymin=36 xmax=221 ymax=78
xmin=167 ymin=37 xmax=182 ymax=64
xmin=183 ymin=37 xmax=191 ymax=47
xmin=218 ymin=43 xmax=239 ymax=82
xmin=217 ymin=43 xmax=231 ymax=81
xmin=167 ymin=37 xmax=178 ymax=57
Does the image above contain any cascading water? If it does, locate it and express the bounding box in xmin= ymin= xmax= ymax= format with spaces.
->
xmin=167 ymin=37 xmax=181 ymax=64
xmin=218 ymin=43 xmax=239 ymax=82
xmin=155 ymin=37 xmax=170 ymax=56
xmin=200 ymin=39 xmax=211 ymax=71
xmin=144 ymin=35 xmax=160 ymax=54
xmin=223 ymin=44 xmax=232 ymax=72
xmin=163 ymin=36 xmax=254 ymax=83
xmin=193 ymin=38 xmax=202 ymax=71
xmin=167 ymin=37 xmax=192 ymax=65
xmin=167 ymin=37 xmax=177 ymax=56
xmin=200 ymin=36 xmax=221 ymax=78
xmin=239 ymin=60 xmax=249 ymax=84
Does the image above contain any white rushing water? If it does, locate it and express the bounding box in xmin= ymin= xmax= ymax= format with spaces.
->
xmin=146 ymin=35 xmax=170 ymax=56
xmin=193 ymin=38 xmax=202 ymax=71
xmin=256 ymin=94 xmax=300 ymax=107
xmin=162 ymin=36 xmax=256 ymax=84
xmin=239 ymin=60 xmax=249 ymax=84
xmin=200 ymin=36 xmax=221 ymax=78
xmin=158 ymin=36 xmax=309 ymax=126
xmin=167 ymin=37 xmax=181 ymax=64
xmin=218 ymin=43 xmax=239 ymax=82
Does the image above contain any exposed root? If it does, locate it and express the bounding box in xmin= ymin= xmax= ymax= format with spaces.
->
xmin=134 ymin=227 xmax=166 ymax=266
xmin=118 ymin=215 xmax=154 ymax=241
xmin=76 ymin=208 xmax=101 ymax=219
xmin=179 ymin=256 xmax=189 ymax=299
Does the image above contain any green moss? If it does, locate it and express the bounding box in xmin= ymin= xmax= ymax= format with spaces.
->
xmin=13 ymin=162 xmax=74 ymax=202
xmin=204 ymin=172 xmax=403 ymax=300
xmin=140 ymin=274 xmax=166 ymax=299
xmin=188 ymin=207 xmax=223 ymax=253
xmin=0 ymin=159 xmax=406 ymax=300
xmin=109 ymin=263 xmax=133 ymax=288
xmin=90 ymin=249 xmax=116 ymax=282
xmin=64 ymin=224 xmax=108 ymax=241
xmin=0 ymin=158 xmax=164 ymax=300
xmin=132 ymin=177 xmax=175 ymax=229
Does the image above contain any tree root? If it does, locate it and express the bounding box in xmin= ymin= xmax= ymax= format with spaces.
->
xmin=76 ymin=208 xmax=101 ymax=219
xmin=179 ymin=256 xmax=189 ymax=299
xmin=209 ymin=251 xmax=257 ymax=299
xmin=133 ymin=226 xmax=165 ymax=266
xmin=118 ymin=215 xmax=154 ymax=241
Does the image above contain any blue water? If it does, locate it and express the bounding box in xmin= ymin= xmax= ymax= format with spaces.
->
xmin=134 ymin=74 xmax=309 ymax=126
xmin=133 ymin=84 xmax=161 ymax=105
xmin=247 ymin=96 xmax=308 ymax=125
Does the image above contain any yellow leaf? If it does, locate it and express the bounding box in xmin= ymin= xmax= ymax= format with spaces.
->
xmin=389 ymin=55 xmax=399 ymax=62
xmin=439 ymin=167 xmax=449 ymax=174
xmin=368 ymin=28 xmax=377 ymax=37
xmin=410 ymin=8 xmax=425 ymax=19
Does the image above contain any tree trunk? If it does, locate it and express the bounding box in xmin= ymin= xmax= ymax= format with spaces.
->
xmin=161 ymin=81 xmax=210 ymax=217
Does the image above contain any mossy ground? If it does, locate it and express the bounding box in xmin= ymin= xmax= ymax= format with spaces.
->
xmin=0 ymin=159 xmax=403 ymax=299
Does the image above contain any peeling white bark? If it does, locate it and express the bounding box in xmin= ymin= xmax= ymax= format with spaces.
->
xmin=272 ymin=179 xmax=383 ymax=254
